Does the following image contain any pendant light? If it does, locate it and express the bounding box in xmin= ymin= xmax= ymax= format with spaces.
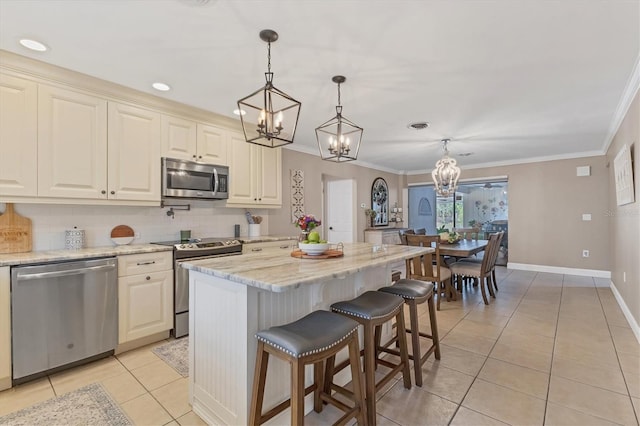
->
xmin=432 ymin=139 xmax=461 ymax=197
xmin=237 ymin=29 xmax=301 ymax=148
xmin=315 ymin=75 xmax=363 ymax=162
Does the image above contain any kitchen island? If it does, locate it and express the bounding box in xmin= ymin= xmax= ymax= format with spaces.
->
xmin=182 ymin=242 xmax=432 ymax=425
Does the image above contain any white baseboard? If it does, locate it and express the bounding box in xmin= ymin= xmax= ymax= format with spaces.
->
xmin=507 ymin=262 xmax=611 ymax=279
xmin=610 ymin=281 xmax=640 ymax=344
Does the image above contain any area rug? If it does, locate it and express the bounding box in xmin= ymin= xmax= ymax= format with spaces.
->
xmin=152 ymin=337 xmax=189 ymax=377
xmin=0 ymin=383 xmax=132 ymax=426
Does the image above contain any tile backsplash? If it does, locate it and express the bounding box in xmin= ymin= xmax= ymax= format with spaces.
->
xmin=1 ymin=202 xmax=270 ymax=251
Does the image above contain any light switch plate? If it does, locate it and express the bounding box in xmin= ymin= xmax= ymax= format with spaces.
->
xmin=576 ymin=166 xmax=591 ymax=176
xmin=582 ymin=214 xmax=592 ymax=221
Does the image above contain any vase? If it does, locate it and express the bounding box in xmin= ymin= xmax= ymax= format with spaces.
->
xmin=298 ymin=231 xmax=309 ymax=242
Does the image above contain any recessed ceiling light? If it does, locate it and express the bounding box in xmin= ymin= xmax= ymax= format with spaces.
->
xmin=458 ymin=152 xmax=473 ymax=157
xmin=233 ymin=108 xmax=247 ymax=116
xmin=407 ymin=121 xmax=430 ymax=130
xmin=152 ymin=82 xmax=171 ymax=91
xmin=19 ymin=39 xmax=47 ymax=52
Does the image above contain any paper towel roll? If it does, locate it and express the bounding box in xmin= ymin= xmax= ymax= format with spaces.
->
xmin=65 ymin=229 xmax=85 ymax=250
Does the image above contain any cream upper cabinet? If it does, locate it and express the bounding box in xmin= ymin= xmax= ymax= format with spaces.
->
xmin=161 ymin=116 xmax=228 ymax=165
xmin=161 ymin=114 xmax=197 ymax=161
xmin=37 ymin=85 xmax=108 ymax=199
xmin=227 ymin=132 xmax=282 ymax=208
xmin=196 ymin=123 xmax=228 ymax=165
xmin=108 ymin=102 xmax=161 ymax=202
xmin=0 ymin=73 xmax=38 ymax=197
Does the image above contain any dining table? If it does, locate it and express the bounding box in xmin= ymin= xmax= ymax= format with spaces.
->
xmin=438 ymin=239 xmax=489 ymax=259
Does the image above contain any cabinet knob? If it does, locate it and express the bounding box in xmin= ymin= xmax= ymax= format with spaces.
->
xmin=258 ymin=198 xmax=262 ymax=201
xmin=198 ymin=155 xmax=202 ymax=159
xmin=192 ymin=154 xmax=197 ymax=158
xmin=101 ymin=190 xmax=106 ymax=195
xmin=146 ymin=276 xmax=151 ymax=280
xmin=254 ymin=198 xmax=257 ymax=201
xmin=329 ymin=226 xmax=334 ymax=230
xmin=110 ymin=190 xmax=115 ymax=195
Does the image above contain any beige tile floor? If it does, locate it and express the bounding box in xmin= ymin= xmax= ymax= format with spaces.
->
xmin=1 ymin=267 xmax=639 ymax=425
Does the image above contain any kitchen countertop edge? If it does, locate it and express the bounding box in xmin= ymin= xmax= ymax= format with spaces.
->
xmin=0 ymin=244 xmax=173 ymax=267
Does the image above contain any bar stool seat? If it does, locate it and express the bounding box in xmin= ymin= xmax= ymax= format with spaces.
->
xmin=328 ymin=291 xmax=412 ymax=426
xmin=249 ymin=310 xmax=365 ymax=426
xmin=378 ymin=279 xmax=441 ymax=387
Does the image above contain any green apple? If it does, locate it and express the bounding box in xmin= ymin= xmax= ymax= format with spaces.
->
xmin=308 ymin=231 xmax=320 ymax=243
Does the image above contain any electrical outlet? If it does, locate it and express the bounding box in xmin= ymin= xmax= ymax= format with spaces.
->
xmin=135 ymin=232 xmax=141 ymax=238
xmin=582 ymin=250 xmax=589 ymax=258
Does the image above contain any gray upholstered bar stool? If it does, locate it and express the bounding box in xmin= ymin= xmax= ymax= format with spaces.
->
xmin=249 ymin=310 xmax=365 ymax=426
xmin=378 ymin=279 xmax=441 ymax=387
xmin=326 ymin=291 xmax=412 ymax=426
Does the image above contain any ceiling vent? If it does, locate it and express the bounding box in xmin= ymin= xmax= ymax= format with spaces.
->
xmin=407 ymin=122 xmax=430 ymax=130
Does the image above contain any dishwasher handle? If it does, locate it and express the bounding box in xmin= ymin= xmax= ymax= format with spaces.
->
xmin=15 ymin=264 xmax=116 ymax=281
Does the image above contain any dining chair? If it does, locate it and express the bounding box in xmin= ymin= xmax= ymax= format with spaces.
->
xmin=457 ymin=231 xmax=504 ymax=293
xmin=400 ymin=228 xmax=415 ymax=245
xmin=405 ymin=234 xmax=453 ymax=309
xmin=449 ymin=232 xmax=501 ymax=305
xmin=455 ymin=227 xmax=479 ymax=241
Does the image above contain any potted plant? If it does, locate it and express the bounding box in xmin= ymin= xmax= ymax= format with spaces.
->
xmin=364 ymin=208 xmax=377 ymax=228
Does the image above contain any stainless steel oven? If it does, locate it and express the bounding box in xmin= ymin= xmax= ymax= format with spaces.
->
xmin=151 ymin=238 xmax=242 ymax=337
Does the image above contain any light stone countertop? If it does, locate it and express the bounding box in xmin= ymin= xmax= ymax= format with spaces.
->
xmin=239 ymin=235 xmax=299 ymax=244
xmin=0 ymin=244 xmax=172 ymax=267
xmin=182 ymin=242 xmax=433 ymax=293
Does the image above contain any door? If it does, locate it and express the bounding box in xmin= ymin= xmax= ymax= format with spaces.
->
xmin=0 ymin=74 xmax=37 ymax=196
xmin=38 ymin=85 xmax=108 ymax=199
xmin=325 ymin=178 xmax=355 ymax=243
xmin=107 ymin=102 xmax=161 ymax=201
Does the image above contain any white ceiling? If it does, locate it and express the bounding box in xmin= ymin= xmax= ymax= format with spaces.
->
xmin=1 ymin=0 xmax=638 ymax=174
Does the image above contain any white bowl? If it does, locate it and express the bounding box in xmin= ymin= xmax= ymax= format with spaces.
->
xmin=298 ymin=242 xmax=330 ymax=256
xmin=111 ymin=236 xmax=134 ymax=246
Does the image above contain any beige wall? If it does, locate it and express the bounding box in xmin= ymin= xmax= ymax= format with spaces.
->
xmin=606 ymin=91 xmax=639 ymax=327
xmin=269 ymin=150 xmax=403 ymax=240
xmin=407 ymin=156 xmax=610 ymax=272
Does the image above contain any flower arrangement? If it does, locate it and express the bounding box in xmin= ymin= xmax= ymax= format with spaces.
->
xmin=295 ymin=214 xmax=321 ymax=231
xmin=364 ymin=208 xmax=377 ymax=219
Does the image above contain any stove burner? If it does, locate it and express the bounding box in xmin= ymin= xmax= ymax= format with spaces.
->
xmin=151 ymin=237 xmax=243 ymax=259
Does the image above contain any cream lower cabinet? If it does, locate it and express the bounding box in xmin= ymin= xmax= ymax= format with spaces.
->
xmin=0 ymin=267 xmax=10 ymax=390
xmin=118 ymin=252 xmax=173 ymax=344
xmin=0 ymin=73 xmax=37 ymax=197
xmin=161 ymin=115 xmax=229 ymax=165
xmin=227 ymin=133 xmax=282 ymax=208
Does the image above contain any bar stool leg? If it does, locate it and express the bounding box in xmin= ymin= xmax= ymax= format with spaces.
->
xmin=427 ymin=293 xmax=441 ymax=360
xmin=249 ymin=342 xmax=269 ymax=426
xmin=363 ymin=323 xmax=377 ymax=426
xmin=396 ymin=310 xmax=412 ymax=390
xmin=408 ymin=299 xmax=423 ymax=387
xmin=313 ymin=362 xmax=323 ymax=413
xmin=291 ymin=361 xmax=305 ymax=425
xmin=348 ymin=337 xmax=367 ymax=425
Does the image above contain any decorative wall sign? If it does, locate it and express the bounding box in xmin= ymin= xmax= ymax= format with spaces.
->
xmin=371 ymin=177 xmax=389 ymax=226
xmin=290 ymin=169 xmax=305 ymax=222
xmin=613 ymin=144 xmax=635 ymax=206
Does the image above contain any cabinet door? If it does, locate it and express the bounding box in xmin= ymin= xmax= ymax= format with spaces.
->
xmin=0 ymin=74 xmax=37 ymax=197
xmin=197 ymin=124 xmax=228 ymax=165
xmin=227 ymin=135 xmax=256 ymax=204
xmin=258 ymin=146 xmax=282 ymax=205
xmin=38 ymin=85 xmax=108 ymax=199
xmin=108 ymin=102 xmax=161 ymax=202
xmin=161 ymin=114 xmax=197 ymax=161
xmin=118 ymin=270 xmax=173 ymax=344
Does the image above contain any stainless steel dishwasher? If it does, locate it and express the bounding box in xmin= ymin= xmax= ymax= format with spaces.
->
xmin=11 ymin=257 xmax=118 ymax=383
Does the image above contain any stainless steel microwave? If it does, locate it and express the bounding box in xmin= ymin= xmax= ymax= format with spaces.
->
xmin=162 ymin=157 xmax=229 ymax=200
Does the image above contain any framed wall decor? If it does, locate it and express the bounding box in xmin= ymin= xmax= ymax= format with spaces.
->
xmin=613 ymin=144 xmax=635 ymax=206
xmin=371 ymin=177 xmax=389 ymax=226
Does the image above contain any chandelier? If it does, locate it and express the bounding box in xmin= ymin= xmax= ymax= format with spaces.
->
xmin=432 ymin=139 xmax=461 ymax=197
xmin=315 ymin=75 xmax=363 ymax=162
xmin=237 ymin=29 xmax=301 ymax=148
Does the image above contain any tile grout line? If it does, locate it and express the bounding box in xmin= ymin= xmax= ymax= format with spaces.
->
xmin=540 ymin=273 xmax=564 ymax=425
xmin=446 ymin=269 xmax=536 ymax=425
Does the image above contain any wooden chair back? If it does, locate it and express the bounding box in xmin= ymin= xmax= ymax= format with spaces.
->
xmin=481 ymin=232 xmax=501 ymax=275
xmin=400 ymin=229 xmax=415 ymax=245
xmin=455 ymin=227 xmax=479 ymax=241
xmin=405 ymin=234 xmax=442 ymax=282
xmin=414 ymin=228 xmax=426 ymax=235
